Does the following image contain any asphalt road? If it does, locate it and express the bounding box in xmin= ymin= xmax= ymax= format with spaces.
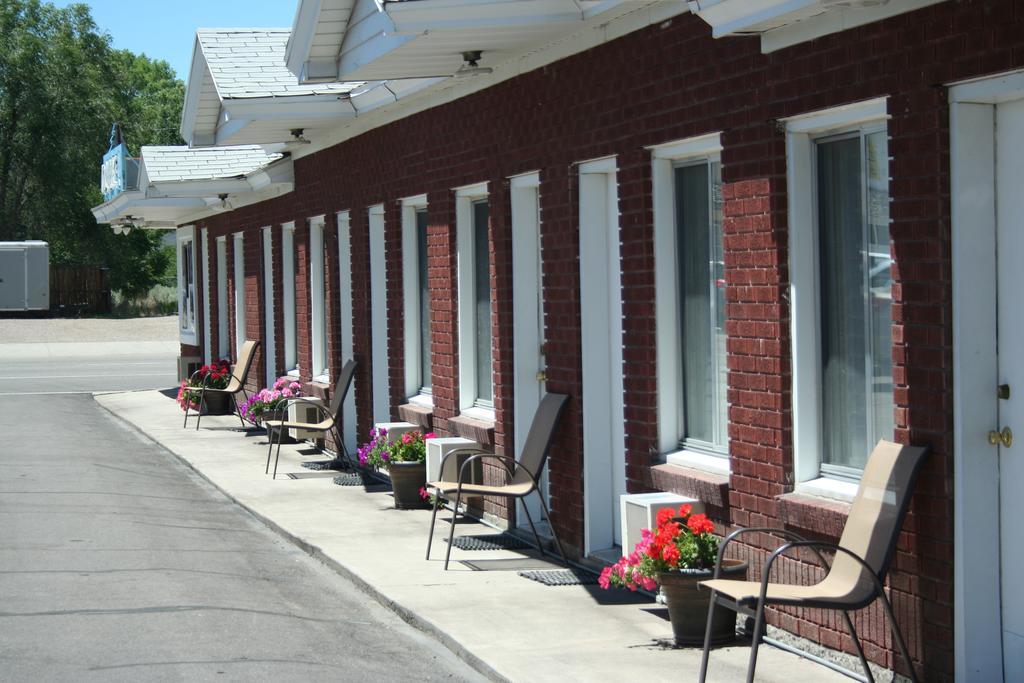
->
xmin=0 ymin=336 xmax=483 ymax=682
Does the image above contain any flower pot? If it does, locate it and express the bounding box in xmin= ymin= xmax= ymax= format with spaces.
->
xmin=659 ymin=558 xmax=748 ymax=646
xmin=199 ymin=390 xmax=233 ymax=415
xmin=388 ymin=460 xmax=428 ymax=509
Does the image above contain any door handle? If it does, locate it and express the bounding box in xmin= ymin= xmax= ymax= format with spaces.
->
xmin=988 ymin=426 xmax=1013 ymax=448
xmin=536 ymin=370 xmax=547 ymax=382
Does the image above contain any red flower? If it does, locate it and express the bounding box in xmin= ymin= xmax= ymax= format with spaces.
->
xmin=656 ymin=507 xmax=676 ymax=526
xmin=662 ymin=543 xmax=681 ymax=566
xmin=687 ymin=513 xmax=715 ymax=535
xmin=677 ymin=503 xmax=692 ymax=518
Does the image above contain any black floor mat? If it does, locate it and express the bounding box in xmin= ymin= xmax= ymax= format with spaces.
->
xmin=518 ymin=568 xmax=598 ymax=586
xmin=286 ymin=471 xmax=343 ymax=479
xmin=449 ymin=533 xmax=532 ymax=551
xmin=301 ymin=459 xmax=346 ymax=471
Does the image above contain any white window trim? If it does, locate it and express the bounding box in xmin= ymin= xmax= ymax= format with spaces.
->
xmin=232 ymin=231 xmax=246 ymax=355
xmin=176 ymin=225 xmax=198 ymax=346
xmin=261 ymin=226 xmax=276 ymax=387
xmin=218 ymin=236 xmax=230 ymax=358
xmin=281 ymin=221 xmax=298 ymax=375
xmin=337 ymin=211 xmax=357 ymax=456
xmin=649 ymin=132 xmax=728 ymax=470
xmin=784 ymin=97 xmax=890 ymax=486
xmin=200 ymin=228 xmax=211 ymax=363
xmin=455 ymin=181 xmax=494 ymax=419
xmin=309 ymin=215 xmax=329 ymax=383
xmin=216 ymin=236 xmax=229 ymax=359
xmin=368 ymin=203 xmax=390 ymax=423
xmin=401 ymin=193 xmax=432 ymax=405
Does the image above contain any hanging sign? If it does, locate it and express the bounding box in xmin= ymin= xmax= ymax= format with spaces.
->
xmin=101 ymin=124 xmax=127 ymax=201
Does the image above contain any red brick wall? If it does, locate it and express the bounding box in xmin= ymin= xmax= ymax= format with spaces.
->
xmin=190 ymin=2 xmax=1024 ymax=678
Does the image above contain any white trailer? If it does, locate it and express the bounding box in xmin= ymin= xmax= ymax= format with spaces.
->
xmin=0 ymin=241 xmax=50 ymax=311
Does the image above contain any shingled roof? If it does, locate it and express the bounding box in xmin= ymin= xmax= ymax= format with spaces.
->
xmin=142 ymin=145 xmax=282 ymax=183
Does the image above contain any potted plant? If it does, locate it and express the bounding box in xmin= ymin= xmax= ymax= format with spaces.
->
xmin=176 ymin=359 xmax=233 ymax=414
xmin=599 ymin=504 xmax=747 ymax=646
xmin=358 ymin=428 xmax=435 ymax=509
xmin=240 ymin=376 xmax=303 ymax=441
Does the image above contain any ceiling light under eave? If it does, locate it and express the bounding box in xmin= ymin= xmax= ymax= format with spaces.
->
xmin=453 ymin=51 xmax=493 ymax=79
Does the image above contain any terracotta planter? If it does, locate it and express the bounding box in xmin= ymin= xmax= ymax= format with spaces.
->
xmin=388 ymin=460 xmax=427 ymax=509
xmin=659 ymin=558 xmax=748 ymax=646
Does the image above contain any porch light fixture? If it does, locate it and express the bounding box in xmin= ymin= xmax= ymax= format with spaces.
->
xmin=289 ymin=128 xmax=311 ymax=145
xmin=453 ymin=51 xmax=492 ymax=79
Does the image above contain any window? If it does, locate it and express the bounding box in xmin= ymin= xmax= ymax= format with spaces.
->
xmin=652 ymin=134 xmax=728 ymax=472
xmin=176 ymin=226 xmax=197 ymax=346
xmin=233 ymin=232 xmax=246 ymax=354
xmin=282 ymin=221 xmax=298 ymax=374
xmin=309 ymin=216 xmax=329 ymax=381
xmin=216 ymin=236 xmax=228 ymax=358
xmin=402 ymin=195 xmax=431 ymax=403
xmin=455 ymin=182 xmax=493 ymax=417
xmin=786 ymin=98 xmax=892 ymax=487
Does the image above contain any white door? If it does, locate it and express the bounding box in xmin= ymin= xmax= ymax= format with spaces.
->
xmin=996 ymin=96 xmax=1024 ymax=682
xmin=511 ymin=173 xmax=548 ymax=526
xmin=578 ymin=157 xmax=626 ymax=554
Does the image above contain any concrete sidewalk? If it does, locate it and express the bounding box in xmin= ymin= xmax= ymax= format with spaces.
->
xmin=96 ymin=389 xmax=848 ymax=683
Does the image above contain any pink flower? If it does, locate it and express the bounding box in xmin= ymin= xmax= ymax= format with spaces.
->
xmin=282 ymin=388 xmax=293 ymax=398
xmin=424 ymin=432 xmax=436 ymax=440
xmin=598 ymin=567 xmax=612 ymax=590
xmin=402 ymin=432 xmax=412 ymax=445
xmin=640 ymin=576 xmax=658 ymax=591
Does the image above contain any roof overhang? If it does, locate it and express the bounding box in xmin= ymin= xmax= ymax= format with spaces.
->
xmin=287 ymin=0 xmax=663 ymax=84
xmin=91 ymin=155 xmax=294 ymax=229
xmin=687 ymin=0 xmax=948 ymax=52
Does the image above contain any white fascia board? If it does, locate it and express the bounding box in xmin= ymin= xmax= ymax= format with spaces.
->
xmin=180 ymin=37 xmax=217 ymax=143
xmin=338 ymin=18 xmax=414 ymax=81
xmin=91 ymin=190 xmax=145 ymax=224
xmin=148 ymin=178 xmax=254 ymax=198
xmin=223 ymin=94 xmax=357 ymax=119
xmin=90 ymin=191 xmax=209 ymax=226
xmin=287 ymin=0 xmax=323 ymax=78
xmin=385 ymin=0 xmax=592 ymax=31
xmin=687 ymin=0 xmax=821 ymax=37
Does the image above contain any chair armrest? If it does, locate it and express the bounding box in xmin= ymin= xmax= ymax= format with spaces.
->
xmin=188 ymin=369 xmax=211 ymax=388
xmin=713 ymin=527 xmax=809 ymax=579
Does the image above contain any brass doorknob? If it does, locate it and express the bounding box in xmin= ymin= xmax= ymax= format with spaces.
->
xmin=988 ymin=427 xmax=1013 ymax=448
xmin=536 ymin=370 xmax=547 ymax=382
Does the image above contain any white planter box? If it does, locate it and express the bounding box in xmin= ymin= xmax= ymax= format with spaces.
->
xmin=375 ymin=421 xmax=417 ymax=443
xmin=619 ymin=492 xmax=703 ymax=557
xmin=288 ymin=397 xmax=326 ymax=439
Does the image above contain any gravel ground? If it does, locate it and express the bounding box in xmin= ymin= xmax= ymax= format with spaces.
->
xmin=0 ymin=315 xmax=178 ymax=343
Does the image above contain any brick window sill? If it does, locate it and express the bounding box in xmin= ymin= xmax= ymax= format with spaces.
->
xmin=398 ymin=402 xmax=433 ymax=431
xmin=775 ymin=492 xmax=851 ymax=539
xmin=302 ymin=380 xmax=331 ymax=402
xmin=646 ymin=463 xmax=730 ymax=513
xmin=448 ymin=413 xmax=495 ymax=446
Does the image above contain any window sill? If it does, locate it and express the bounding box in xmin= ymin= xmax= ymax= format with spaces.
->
xmin=407 ymin=393 xmax=434 ymax=409
xmin=286 ymin=368 xmax=300 ymax=379
xmin=646 ymin=463 xmax=730 ymax=511
xmin=448 ymin=413 xmax=495 ymax=446
xmin=460 ymin=405 xmax=495 ymax=423
xmin=665 ymin=449 xmax=730 ymax=476
xmin=398 ymin=401 xmax=434 ymax=431
xmin=775 ymin=490 xmax=852 ymax=539
xmin=179 ymin=329 xmax=198 ymax=346
xmin=795 ymin=477 xmax=858 ymax=503
xmin=312 ymin=373 xmax=330 ymax=385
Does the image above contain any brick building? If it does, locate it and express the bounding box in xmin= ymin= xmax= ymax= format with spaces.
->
xmin=92 ymin=1 xmax=1024 ymax=680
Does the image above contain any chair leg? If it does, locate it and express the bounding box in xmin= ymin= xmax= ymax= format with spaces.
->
xmin=265 ymin=424 xmax=277 ymax=474
xmin=842 ymin=611 xmax=875 ymax=683
xmin=425 ymin=492 xmax=442 ymax=560
xmin=520 ymin=498 xmax=547 ymax=559
xmin=333 ymin=425 xmax=351 ymax=469
xmin=234 ymin=390 xmax=247 ymax=429
xmin=182 ymin=393 xmax=191 ymax=428
xmin=745 ymin=597 xmax=768 ymax=683
xmin=698 ymin=589 xmax=719 ymax=683
xmin=444 ymin=487 xmax=464 ymax=570
xmin=272 ymin=430 xmax=284 ymax=479
xmin=536 ymin=491 xmax=568 ymax=566
xmin=878 ymin=587 xmax=919 ymax=683
xmin=195 ymin=388 xmax=206 ymax=431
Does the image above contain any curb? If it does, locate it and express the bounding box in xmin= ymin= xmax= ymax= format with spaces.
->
xmin=95 ymin=395 xmax=509 ymax=683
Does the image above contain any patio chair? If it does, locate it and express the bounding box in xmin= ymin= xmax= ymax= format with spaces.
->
xmin=263 ymin=359 xmax=358 ymax=479
xmin=697 ymin=440 xmax=929 ymax=683
xmin=182 ymin=340 xmax=260 ymax=431
xmin=425 ymin=392 xmax=570 ymax=570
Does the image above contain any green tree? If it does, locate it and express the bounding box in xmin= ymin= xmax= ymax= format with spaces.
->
xmin=0 ymin=0 xmax=184 ymax=298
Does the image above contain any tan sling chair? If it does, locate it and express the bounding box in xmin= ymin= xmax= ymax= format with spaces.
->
xmin=425 ymin=392 xmax=570 ymax=570
xmin=263 ymin=359 xmax=358 ymax=479
xmin=698 ymin=440 xmax=929 ymax=683
xmin=182 ymin=340 xmax=260 ymax=431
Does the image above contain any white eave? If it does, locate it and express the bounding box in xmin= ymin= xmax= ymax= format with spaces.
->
xmin=91 ymin=147 xmax=294 ymax=229
xmin=687 ymin=0 xmax=949 ymax=52
xmin=287 ymin=0 xmax=676 ymax=84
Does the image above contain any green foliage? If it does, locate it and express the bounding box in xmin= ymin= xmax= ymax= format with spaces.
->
xmin=0 ymin=0 xmax=184 ymax=298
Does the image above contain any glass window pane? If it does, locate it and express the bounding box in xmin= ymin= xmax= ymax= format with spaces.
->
xmin=675 ymin=162 xmax=725 ymax=453
xmin=817 ymin=132 xmax=893 ymax=473
xmin=417 ymin=209 xmax=431 ymax=390
xmin=473 ymin=200 xmax=492 ymax=403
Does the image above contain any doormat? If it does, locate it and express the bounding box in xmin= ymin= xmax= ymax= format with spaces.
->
xmin=333 ymin=472 xmax=386 ymax=487
xmin=449 ymin=533 xmax=532 ymax=552
xmin=518 ymin=568 xmax=598 ymax=587
xmin=286 ymin=471 xmax=342 ymax=479
xmin=461 ymin=557 xmax=561 ymax=571
xmin=301 ymin=459 xmax=346 ymax=471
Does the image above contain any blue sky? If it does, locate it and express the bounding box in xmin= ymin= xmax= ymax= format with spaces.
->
xmin=51 ymin=1 xmax=298 ymax=80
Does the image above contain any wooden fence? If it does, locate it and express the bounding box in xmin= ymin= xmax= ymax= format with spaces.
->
xmin=50 ymin=265 xmax=112 ymax=315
